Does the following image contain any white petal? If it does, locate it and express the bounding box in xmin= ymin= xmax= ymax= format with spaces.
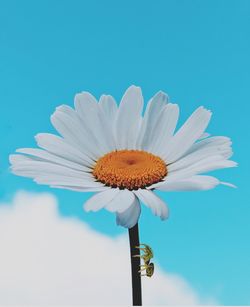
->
xmin=34 ymin=175 xmax=104 ymax=188
xmin=11 ymin=168 xmax=102 ymax=189
xmin=148 ymin=103 xmax=179 ymax=155
xmin=220 ymin=181 xmax=237 ymax=188
xmin=98 ymin=95 xmax=117 ymax=150
xmin=84 ymin=189 xmax=120 ymax=212
xmin=35 ymin=133 xmax=94 ymax=166
xmin=9 ymin=154 xmax=40 ymax=178
xmin=163 ymin=107 xmax=212 ymax=163
xmin=167 ymin=139 xmax=233 ymax=173
xmin=154 ymin=175 xmax=220 ymax=191
xmin=10 ymin=156 xmax=93 ymax=179
xmin=137 ymin=91 xmax=168 ymax=150
xmin=105 ymin=190 xmax=135 ymax=213
xmin=116 ymin=197 xmax=141 ymax=228
xmin=115 ymin=85 xmax=143 ymax=149
xmin=51 ymin=107 xmax=102 ymax=159
xmin=58 ymin=103 xmax=113 ymax=154
xmin=10 ymin=155 xmax=103 ymax=191
xmin=150 ymin=155 xmax=237 ymax=189
xmin=99 ymin=94 xmax=117 ymax=122
xmin=10 ymin=153 xmax=39 ymax=164
xmin=16 ymin=148 xmax=90 ymax=172
xmin=74 ymin=92 xmax=115 ymax=152
xmin=172 ymin=155 xmax=237 ymax=179
xmin=50 ymin=185 xmax=109 ymax=192
xmin=134 ymin=189 xmax=168 ymax=220
xmin=9 ymin=157 xmax=105 ymax=189
xmin=185 ymin=136 xmax=233 ymax=159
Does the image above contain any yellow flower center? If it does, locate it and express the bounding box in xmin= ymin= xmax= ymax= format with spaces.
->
xmin=93 ymin=150 xmax=167 ymax=190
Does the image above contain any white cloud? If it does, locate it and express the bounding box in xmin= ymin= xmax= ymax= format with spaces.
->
xmin=0 ymin=191 xmax=214 ymax=305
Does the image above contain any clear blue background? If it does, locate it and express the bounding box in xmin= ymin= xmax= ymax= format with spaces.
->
xmin=0 ymin=0 xmax=249 ymax=304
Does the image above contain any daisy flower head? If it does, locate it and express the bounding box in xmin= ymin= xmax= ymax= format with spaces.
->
xmin=10 ymin=85 xmax=237 ymax=228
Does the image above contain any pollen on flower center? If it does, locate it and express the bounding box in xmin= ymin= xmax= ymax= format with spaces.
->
xmin=93 ymin=150 xmax=167 ymax=190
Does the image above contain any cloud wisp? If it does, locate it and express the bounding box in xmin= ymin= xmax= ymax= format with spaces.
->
xmin=0 ymin=191 xmax=213 ymax=305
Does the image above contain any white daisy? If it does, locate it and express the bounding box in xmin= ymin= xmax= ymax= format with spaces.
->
xmin=9 ymin=85 xmax=237 ymax=228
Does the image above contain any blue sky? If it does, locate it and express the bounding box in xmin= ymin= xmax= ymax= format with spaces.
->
xmin=0 ymin=0 xmax=249 ymax=304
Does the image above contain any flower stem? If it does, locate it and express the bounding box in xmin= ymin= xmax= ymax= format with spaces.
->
xmin=128 ymin=223 xmax=142 ymax=306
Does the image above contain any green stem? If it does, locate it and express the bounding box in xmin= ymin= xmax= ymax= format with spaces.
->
xmin=128 ymin=223 xmax=142 ymax=306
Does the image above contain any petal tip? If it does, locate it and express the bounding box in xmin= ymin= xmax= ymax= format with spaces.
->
xmin=124 ymin=85 xmax=142 ymax=95
xmin=83 ymin=202 xmax=91 ymax=212
xmin=220 ymin=181 xmax=237 ymax=188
